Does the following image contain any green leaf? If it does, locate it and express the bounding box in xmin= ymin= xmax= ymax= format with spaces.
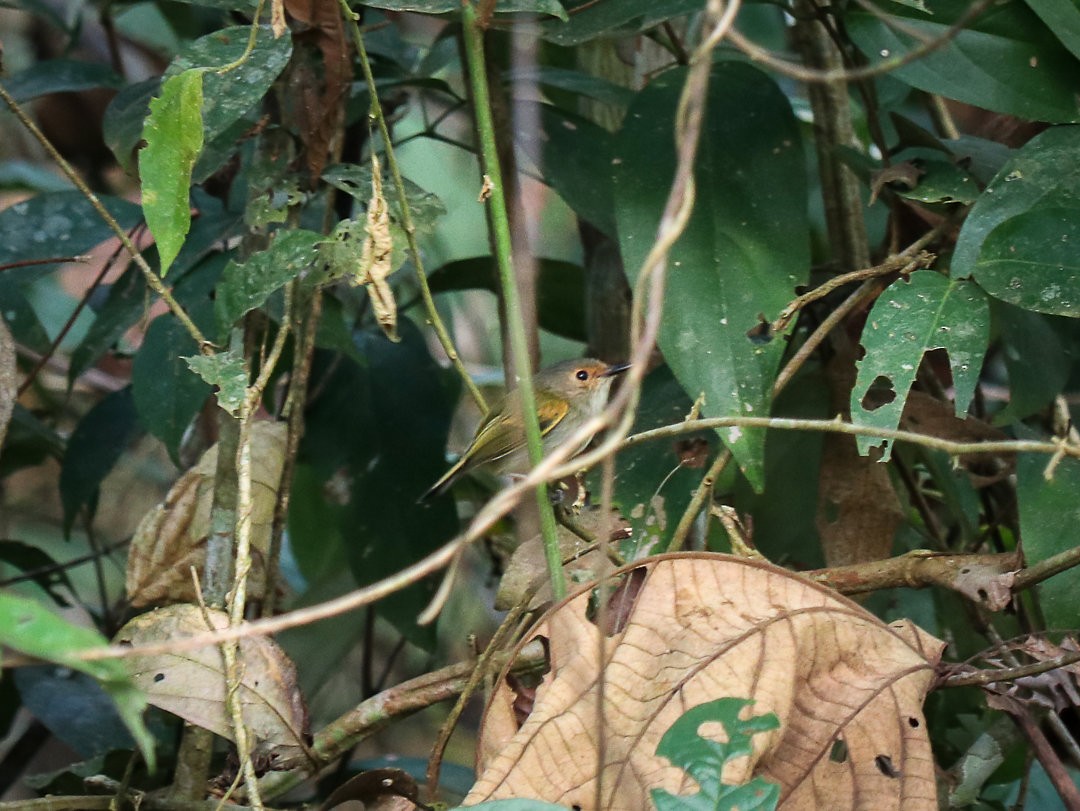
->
xmin=4 ymin=60 xmax=123 ymax=103
xmin=847 ymin=0 xmax=1080 ymax=123
xmin=166 ymin=25 xmax=292 ymax=144
xmin=615 ymin=62 xmax=809 ymax=490
xmin=850 ymin=272 xmax=989 ymax=460
xmin=952 ymin=127 xmax=1080 ymax=305
xmin=596 ymin=365 xmax=716 ymax=560
xmin=132 ymin=315 xmax=211 ymax=460
xmin=993 ymin=301 xmax=1072 ymax=423
xmin=0 ymin=191 xmax=142 ymax=283
xmin=183 ymin=348 xmax=248 ymax=416
xmin=975 ymin=208 xmax=1080 ymax=317
xmin=0 ymin=593 xmax=155 ymax=770
xmin=1018 ymin=452 xmax=1080 ymax=630
xmin=216 ymin=230 xmax=323 ymax=328
xmin=140 ymin=69 xmax=205 ymax=276
xmin=427 ymin=257 xmax=586 ymax=341
xmin=59 ymin=387 xmax=142 ymax=536
xmin=651 ymin=698 xmax=781 ymax=811
xmin=1026 ymin=0 xmax=1080 ymax=60
xmin=540 ymin=0 xmax=701 ymax=45
xmin=104 ymin=78 xmax=160 ymax=175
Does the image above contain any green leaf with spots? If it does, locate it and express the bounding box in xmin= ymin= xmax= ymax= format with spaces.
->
xmin=953 ymin=127 xmax=1080 ymax=301
xmin=652 ymin=698 xmax=781 ymax=811
xmin=851 ymin=271 xmax=990 ymax=460
xmin=166 ymin=25 xmax=292 ymax=144
xmin=0 ymin=192 xmax=142 ymax=283
xmin=0 ymin=593 xmax=155 ymax=770
xmin=975 ymin=208 xmax=1080 ymax=317
xmin=183 ymin=348 xmax=248 ymax=416
xmin=215 ymin=230 xmax=323 ymax=327
xmin=139 ymin=69 xmax=205 ymax=276
xmin=615 ymin=62 xmax=808 ymax=490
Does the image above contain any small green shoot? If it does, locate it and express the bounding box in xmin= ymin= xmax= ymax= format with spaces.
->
xmin=651 ymin=698 xmax=781 ymax=811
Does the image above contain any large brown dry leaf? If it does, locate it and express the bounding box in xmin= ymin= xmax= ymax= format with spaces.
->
xmin=126 ymin=421 xmax=287 ymax=607
xmin=114 ymin=603 xmax=308 ymax=749
xmin=467 ymin=554 xmax=945 ymax=810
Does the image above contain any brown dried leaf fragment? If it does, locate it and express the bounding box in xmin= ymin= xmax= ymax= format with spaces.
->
xmin=468 ymin=554 xmax=944 ymax=811
xmin=125 ymin=421 xmax=287 ymax=607
xmin=352 ymin=152 xmax=398 ymax=341
xmin=900 ymin=391 xmax=1014 ymax=486
xmin=114 ymin=603 xmax=309 ymax=750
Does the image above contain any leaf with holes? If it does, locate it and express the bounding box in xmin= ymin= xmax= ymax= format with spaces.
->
xmin=652 ymin=698 xmax=781 ymax=811
xmin=469 ymin=555 xmax=944 ymax=810
xmin=850 ymin=272 xmax=989 ymax=460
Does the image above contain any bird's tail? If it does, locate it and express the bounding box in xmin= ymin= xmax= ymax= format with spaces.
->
xmin=417 ymin=456 xmax=466 ymax=504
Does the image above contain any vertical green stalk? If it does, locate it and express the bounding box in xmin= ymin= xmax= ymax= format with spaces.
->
xmin=461 ymin=2 xmax=565 ymax=600
xmin=339 ymin=0 xmax=487 ymax=413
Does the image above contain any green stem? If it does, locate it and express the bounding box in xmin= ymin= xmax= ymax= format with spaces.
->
xmin=461 ymin=2 xmax=565 ymax=600
xmin=339 ymin=0 xmax=487 ymax=413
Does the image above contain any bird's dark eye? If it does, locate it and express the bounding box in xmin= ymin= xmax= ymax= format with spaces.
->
xmin=575 ymin=369 xmax=589 ymax=381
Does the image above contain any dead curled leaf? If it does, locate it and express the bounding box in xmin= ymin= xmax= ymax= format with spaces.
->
xmin=113 ymin=603 xmax=309 ymax=751
xmin=468 ymin=554 xmax=945 ymax=810
xmin=354 ymin=152 xmax=398 ymax=342
xmin=125 ymin=421 xmax=288 ymax=608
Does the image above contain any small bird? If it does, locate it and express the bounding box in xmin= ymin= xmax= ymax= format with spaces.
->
xmin=420 ymin=358 xmax=630 ymax=502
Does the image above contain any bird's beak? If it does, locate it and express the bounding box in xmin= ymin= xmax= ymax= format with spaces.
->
xmin=601 ymin=362 xmax=631 ymax=377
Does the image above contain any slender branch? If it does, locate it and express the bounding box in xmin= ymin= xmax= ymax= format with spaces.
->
xmin=0 ymin=82 xmax=210 ymax=352
xmin=339 ymin=1 xmax=487 ymax=413
xmin=665 ymin=450 xmax=731 ymax=553
xmin=941 ymin=650 xmax=1080 ymax=689
xmin=0 ymin=255 xmax=91 ymax=273
xmin=461 ymin=0 xmax=562 ymax=598
xmin=620 ymin=416 xmax=1076 ymax=460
